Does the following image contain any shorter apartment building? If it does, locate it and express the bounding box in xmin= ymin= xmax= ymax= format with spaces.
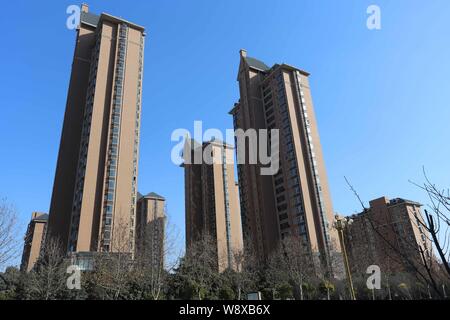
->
xmin=20 ymin=212 xmax=48 ymax=271
xmin=135 ymin=192 xmax=166 ymax=269
xmin=183 ymin=139 xmax=243 ymax=272
xmin=344 ymin=196 xmax=432 ymax=276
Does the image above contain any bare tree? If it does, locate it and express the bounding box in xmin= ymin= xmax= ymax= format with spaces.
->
xmin=27 ymin=237 xmax=68 ymax=300
xmin=229 ymin=241 xmax=260 ymax=299
xmin=132 ymin=213 xmax=181 ymax=300
xmin=0 ymin=199 xmax=20 ymax=270
xmin=265 ymin=248 xmax=291 ymax=300
xmin=263 ymin=236 xmax=316 ymax=300
xmin=176 ymin=233 xmax=220 ymax=300
xmin=410 ymin=169 xmax=450 ymax=278
xmin=281 ymin=235 xmax=315 ymax=300
xmin=87 ymin=217 xmax=133 ymax=300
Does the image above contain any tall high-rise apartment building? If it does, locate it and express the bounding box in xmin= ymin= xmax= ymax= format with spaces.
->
xmin=344 ymin=196 xmax=433 ymax=275
xmin=20 ymin=212 xmax=48 ymax=272
xmin=46 ymin=4 xmax=145 ymax=255
xmin=135 ymin=192 xmax=166 ymax=269
xmin=229 ymin=50 xmax=340 ymax=274
xmin=183 ymin=139 xmax=243 ymax=272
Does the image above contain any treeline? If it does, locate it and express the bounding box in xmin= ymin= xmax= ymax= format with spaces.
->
xmin=1 ymin=236 xmax=448 ymax=300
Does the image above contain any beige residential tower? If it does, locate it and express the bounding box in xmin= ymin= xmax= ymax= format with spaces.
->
xmin=230 ymin=50 xmax=341 ymax=275
xmin=46 ymin=4 xmax=145 ymax=255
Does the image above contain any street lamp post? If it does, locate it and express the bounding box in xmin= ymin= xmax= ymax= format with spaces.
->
xmin=333 ymin=215 xmax=356 ymax=300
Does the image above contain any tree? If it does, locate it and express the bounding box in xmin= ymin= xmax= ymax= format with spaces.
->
xmin=264 ymin=245 xmax=289 ymax=299
xmin=0 ymin=199 xmax=20 ymax=270
xmin=411 ymin=169 xmax=450 ymax=278
xmin=85 ymin=217 xmax=133 ymax=300
xmin=263 ymin=237 xmax=317 ymax=300
xmin=26 ymin=237 xmax=71 ymax=300
xmin=131 ymin=214 xmax=180 ymax=300
xmin=226 ymin=241 xmax=261 ymax=300
xmin=170 ymin=233 xmax=220 ymax=300
xmin=281 ymin=235 xmax=316 ymax=300
xmin=0 ymin=266 xmax=21 ymax=299
xmin=319 ymin=280 xmax=335 ymax=300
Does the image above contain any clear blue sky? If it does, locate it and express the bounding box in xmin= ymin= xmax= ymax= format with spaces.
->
xmin=1 ymin=1 xmax=450 ymax=266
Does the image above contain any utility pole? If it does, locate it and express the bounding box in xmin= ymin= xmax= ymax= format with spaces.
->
xmin=334 ymin=215 xmax=356 ymax=300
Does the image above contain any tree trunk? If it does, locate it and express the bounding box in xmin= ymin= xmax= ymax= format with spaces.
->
xmin=299 ymin=283 xmax=304 ymax=301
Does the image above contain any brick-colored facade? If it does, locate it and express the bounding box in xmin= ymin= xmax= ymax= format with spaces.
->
xmin=344 ymin=196 xmax=432 ymax=276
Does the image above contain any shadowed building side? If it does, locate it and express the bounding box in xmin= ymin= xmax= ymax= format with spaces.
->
xmin=47 ymin=4 xmax=96 ymax=251
xmin=21 ymin=212 xmax=48 ymax=272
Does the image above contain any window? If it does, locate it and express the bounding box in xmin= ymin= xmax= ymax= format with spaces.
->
xmin=280 ymin=222 xmax=290 ymax=230
xmin=299 ymin=223 xmax=306 ymax=234
xmin=275 ymin=177 xmax=283 ymax=186
xmin=263 ymin=94 xmax=273 ymax=104
xmin=290 ymin=168 xmax=297 ymax=177
xmin=276 ymin=186 xmax=285 ymax=194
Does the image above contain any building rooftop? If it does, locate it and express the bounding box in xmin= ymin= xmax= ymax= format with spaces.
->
xmin=350 ymin=196 xmax=423 ymax=218
xmin=203 ymin=138 xmax=234 ymax=149
xmin=389 ymin=197 xmax=422 ymax=207
xmin=79 ymin=5 xmax=145 ymax=32
xmin=244 ymin=56 xmax=270 ymax=72
xmin=31 ymin=212 xmax=48 ymax=222
xmin=138 ymin=192 xmax=165 ymax=200
xmin=80 ymin=11 xmax=99 ymax=27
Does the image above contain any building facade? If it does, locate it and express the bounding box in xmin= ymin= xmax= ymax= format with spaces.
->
xmin=46 ymin=4 xmax=145 ymax=255
xmin=344 ymin=196 xmax=433 ymax=276
xmin=20 ymin=212 xmax=48 ymax=272
xmin=135 ymin=192 xmax=166 ymax=269
xmin=229 ymin=50 xmax=341 ymax=275
xmin=183 ymin=139 xmax=243 ymax=272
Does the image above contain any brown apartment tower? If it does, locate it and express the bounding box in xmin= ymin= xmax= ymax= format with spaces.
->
xmin=229 ymin=50 xmax=341 ymax=275
xmin=183 ymin=139 xmax=244 ymax=272
xmin=46 ymin=4 xmax=145 ymax=255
